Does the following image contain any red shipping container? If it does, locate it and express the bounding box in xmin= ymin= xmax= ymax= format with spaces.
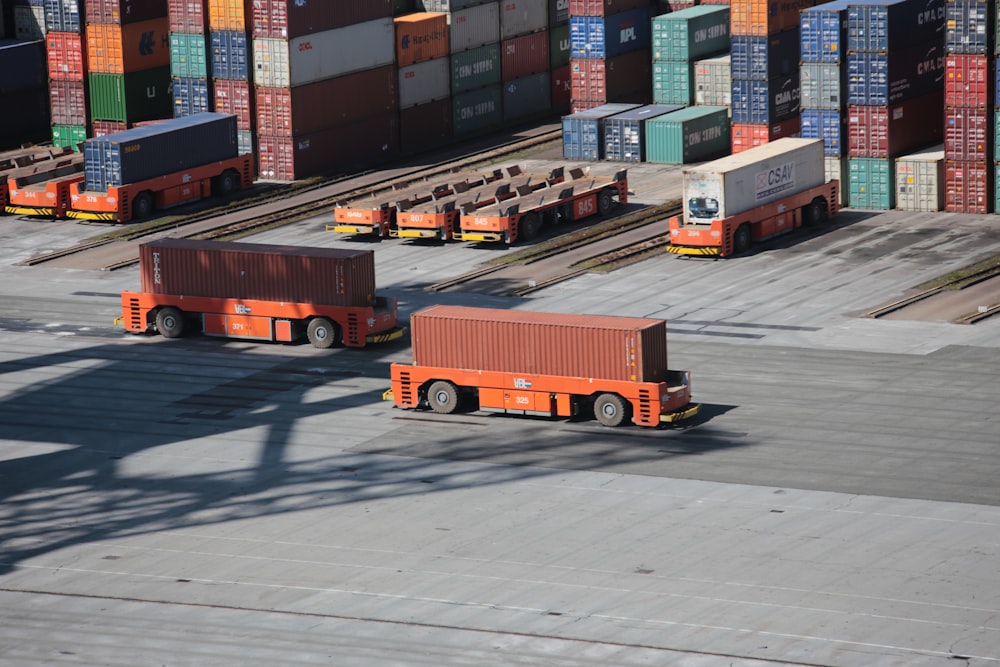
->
xmin=213 ymin=78 xmax=253 ymax=131
xmin=47 ymin=32 xmax=87 ymax=81
xmin=732 ymin=0 xmax=821 ymax=36
xmin=945 ymin=160 xmax=990 ymax=214
xmin=568 ymin=0 xmax=660 ymax=16
xmin=85 ymin=0 xmax=168 ymax=24
xmin=570 ymin=50 xmax=652 ymax=109
xmin=847 ymin=91 xmax=944 ymax=159
xmin=395 ymin=12 xmax=449 ymax=67
xmin=91 ymin=120 xmax=128 ymax=136
xmin=255 ymin=65 xmax=397 ymax=138
xmin=944 ymin=106 xmax=990 ymax=162
xmin=252 ymin=0 xmax=392 ymax=39
xmin=86 ymin=18 xmax=171 ymax=74
xmin=502 ymin=31 xmax=550 ymax=82
xmin=139 ymin=238 xmax=378 ymax=307
xmin=731 ymin=117 xmax=801 ymax=153
xmin=168 ymin=0 xmax=207 ymax=33
xmin=945 ymin=54 xmax=993 ymax=109
xmin=49 ymin=79 xmax=88 ymax=126
xmin=257 ymin=113 xmax=400 ymax=181
xmin=400 ymin=97 xmax=452 ymax=155
xmin=551 ymin=64 xmax=571 ymax=113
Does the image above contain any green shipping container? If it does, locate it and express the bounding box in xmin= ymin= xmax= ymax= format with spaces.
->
xmin=644 ymin=106 xmax=730 ymax=164
xmin=170 ymin=32 xmax=209 ymax=80
xmin=452 ymin=84 xmax=503 ymax=137
xmin=652 ymin=6 xmax=731 ymax=62
xmin=89 ymin=67 xmax=173 ymax=123
xmin=52 ymin=125 xmax=87 ymax=151
xmin=550 ymin=24 xmax=570 ymax=69
xmin=451 ymin=43 xmax=501 ymax=94
xmin=652 ymin=60 xmax=694 ymax=105
xmin=848 ymin=157 xmax=895 ymax=210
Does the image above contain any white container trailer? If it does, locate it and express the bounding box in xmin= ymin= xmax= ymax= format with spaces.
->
xmin=681 ymin=137 xmax=826 ymax=223
xmin=895 ymin=144 xmax=944 ymax=212
xmin=398 ymin=57 xmax=452 ymax=109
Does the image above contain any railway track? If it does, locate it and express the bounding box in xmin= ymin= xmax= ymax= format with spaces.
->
xmin=864 ymin=261 xmax=1000 ymax=324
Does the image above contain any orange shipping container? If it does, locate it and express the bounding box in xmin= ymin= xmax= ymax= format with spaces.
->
xmin=730 ymin=0 xmax=821 ymax=36
xmin=86 ymin=18 xmax=171 ymax=74
xmin=208 ymin=0 xmax=249 ymax=31
xmin=731 ymin=117 xmax=800 ymax=153
xmin=394 ymin=12 xmax=448 ymax=67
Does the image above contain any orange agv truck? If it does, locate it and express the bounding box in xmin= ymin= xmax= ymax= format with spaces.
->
xmin=119 ymin=238 xmax=404 ymax=348
xmin=388 ymin=306 xmax=699 ymax=427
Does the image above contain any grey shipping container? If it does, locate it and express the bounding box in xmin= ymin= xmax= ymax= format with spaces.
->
xmin=398 ymin=56 xmax=451 ymax=109
xmin=644 ymin=106 xmax=731 ymax=164
xmin=83 ymin=112 xmax=237 ymax=191
xmin=447 ymin=2 xmax=500 ymax=54
xmin=561 ymin=102 xmax=641 ymax=160
xmin=451 ymin=42 xmax=501 ymax=93
xmin=800 ymin=61 xmax=844 ymax=109
xmin=452 ymin=83 xmax=504 ymax=136
xmin=503 ymin=71 xmax=551 ymax=121
xmin=604 ymin=104 xmax=684 ymax=162
xmin=138 ymin=238 xmax=377 ymax=307
xmin=895 ymin=144 xmax=944 ymax=211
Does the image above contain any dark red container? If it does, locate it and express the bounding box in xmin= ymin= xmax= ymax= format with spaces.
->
xmin=213 ymin=78 xmax=253 ymax=131
xmin=256 ymin=113 xmax=400 ymax=181
xmin=730 ymin=117 xmax=801 ymax=153
xmin=400 ymin=98 xmax=452 ymax=155
xmin=568 ymin=0 xmax=658 ymax=16
xmin=409 ymin=305 xmax=669 ymax=384
xmin=502 ymin=31 xmax=550 ymax=82
xmin=49 ymin=79 xmax=88 ymax=126
xmin=945 ymin=160 xmax=991 ymax=214
xmin=47 ymin=32 xmax=87 ymax=81
xmin=944 ymin=106 xmax=990 ymax=162
xmin=570 ymin=49 xmax=652 ymax=110
xmin=945 ymin=54 xmax=993 ymax=109
xmin=846 ymin=91 xmax=944 ymax=159
xmin=255 ymin=65 xmax=397 ymax=138
xmin=139 ymin=238 xmax=377 ymax=306
xmin=167 ymin=0 xmax=207 ymax=33
xmin=85 ymin=0 xmax=168 ymax=24
xmin=551 ymin=64 xmax=572 ymax=113
xmin=251 ymin=0 xmax=392 ymax=39
xmin=91 ymin=120 xmax=128 ymax=136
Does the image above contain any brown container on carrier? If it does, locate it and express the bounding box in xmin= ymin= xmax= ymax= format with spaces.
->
xmin=138 ymin=238 xmax=377 ymax=307
xmin=409 ymin=306 xmax=669 ymax=383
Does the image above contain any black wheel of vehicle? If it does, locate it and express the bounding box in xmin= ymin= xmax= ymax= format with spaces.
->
xmin=733 ymin=223 xmax=752 ymax=254
xmin=597 ymin=189 xmax=614 ymax=216
xmin=427 ymin=380 xmax=460 ymax=414
xmin=519 ymin=213 xmax=541 ymax=242
xmin=594 ymin=393 xmax=629 ymax=427
xmin=132 ymin=191 xmax=154 ymax=220
xmin=216 ymin=169 xmax=240 ymax=195
xmin=804 ymin=197 xmax=828 ymax=226
xmin=307 ymin=317 xmax=340 ymax=349
xmin=557 ymin=204 xmax=572 ymax=224
xmin=155 ymin=307 xmax=184 ymax=338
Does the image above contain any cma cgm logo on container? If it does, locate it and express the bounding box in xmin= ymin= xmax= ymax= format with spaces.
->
xmin=755 ymin=162 xmax=795 ymax=201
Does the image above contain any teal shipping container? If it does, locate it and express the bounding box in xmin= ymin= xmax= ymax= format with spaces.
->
xmin=550 ymin=24 xmax=570 ymax=69
xmin=644 ymin=106 xmax=730 ymax=164
xmin=848 ymin=157 xmax=895 ymax=210
xmin=450 ymin=43 xmax=501 ymax=94
xmin=89 ymin=67 xmax=172 ymax=123
xmin=652 ymin=60 xmax=694 ymax=105
xmin=452 ymin=84 xmax=503 ymax=137
xmin=170 ymin=32 xmax=210 ymax=79
xmin=652 ymin=6 xmax=730 ymax=62
xmin=52 ymin=124 xmax=87 ymax=151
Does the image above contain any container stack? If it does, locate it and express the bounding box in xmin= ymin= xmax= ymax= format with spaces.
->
xmin=692 ymin=52 xmax=731 ymax=110
xmin=602 ymin=103 xmax=683 ymax=162
xmin=84 ymin=1 xmax=172 ymax=136
xmin=650 ymin=5 xmax=729 ymax=106
xmin=500 ymin=1 xmax=550 ymax=125
xmin=168 ymin=0 xmax=211 ymax=122
xmin=561 ymin=102 xmax=641 ymax=160
xmin=942 ymin=0 xmax=994 ymax=213
xmin=13 ymin=1 xmax=47 ymax=41
xmin=728 ymin=0 xmax=812 ymax=152
xmin=0 ymin=38 xmax=49 ymax=149
xmin=396 ymin=12 xmax=450 ymax=154
xmin=844 ymin=0 xmax=945 ymax=210
xmin=45 ymin=0 xmax=87 ymax=148
xmin=549 ymin=2 xmax=571 ymax=114
xmin=568 ymin=0 xmax=656 ymax=113
xmin=210 ymin=0 xmax=253 ymax=157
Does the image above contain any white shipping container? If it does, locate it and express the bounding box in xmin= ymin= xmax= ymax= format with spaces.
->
xmin=693 ymin=54 xmax=730 ymax=108
xmin=824 ymin=156 xmax=848 ymax=207
xmin=14 ymin=5 xmax=46 ymax=40
xmin=398 ymin=57 xmax=451 ymax=109
xmin=895 ymin=144 xmax=944 ymax=212
xmin=682 ymin=138 xmax=826 ymax=222
xmin=253 ymin=18 xmax=394 ymax=88
xmin=449 ymin=2 xmax=500 ymax=54
xmin=500 ymin=0 xmax=548 ymax=39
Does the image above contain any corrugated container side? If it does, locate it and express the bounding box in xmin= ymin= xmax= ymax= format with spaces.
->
xmin=450 ymin=42 xmax=501 ymax=93
xmin=847 ymin=156 xmax=894 ymax=210
xmin=945 ymin=0 xmax=992 ymax=54
xmin=551 ymin=63 xmax=572 ymax=112
xmin=207 ymin=0 xmax=247 ymax=31
xmin=846 ymin=0 xmax=945 ymax=53
xmin=168 ymin=0 xmax=206 ymax=33
xmin=652 ymin=6 xmax=730 ymax=63
xmin=52 ymin=124 xmax=87 ymax=149
xmin=847 ymin=91 xmax=944 ymax=159
xmin=499 ymin=0 xmax=547 ymax=40
xmin=44 ymin=0 xmax=82 ymax=33
xmin=944 ymin=53 xmax=992 ymax=108
xmin=567 ymin=0 xmax=656 ymax=16
xmin=944 ymin=106 xmax=990 ymax=162
xmin=731 ymin=73 xmax=800 ymax=124
xmin=47 ymin=31 xmax=86 ymax=80
xmin=448 ymin=2 xmax=500 ymax=54
xmin=694 ymin=53 xmax=731 ymax=106
xmin=91 ymin=120 xmax=128 ymax=137
xmin=48 ymin=78 xmax=87 ymax=125
xmin=211 ymin=29 xmax=249 ymax=80
xmin=801 ymin=108 xmax=846 ymax=156
xmin=652 ymin=60 xmax=694 ymax=106
xmin=570 ymin=8 xmax=653 ymax=59
xmin=169 ymin=32 xmax=209 ymax=79
xmin=417 ymin=0 xmax=493 ymax=10
xmin=895 ymin=145 xmax=944 ymax=211
xmin=730 ymin=29 xmax=799 ymax=81
xmin=395 ymin=12 xmax=449 ymax=67
xmin=550 ymin=24 xmax=570 ymax=69
xmin=84 ymin=0 xmax=168 ymax=24
xmin=398 ymin=57 xmax=451 ymax=109
xmin=570 ymin=49 xmax=652 ymax=108
xmin=945 ymin=159 xmax=990 ymax=213
xmin=172 ymin=76 xmax=210 ymax=116
xmin=253 ymin=18 xmax=395 ymax=88
xmin=603 ymin=104 xmax=684 ymax=162
xmin=409 ymin=305 xmax=669 ymax=384
xmin=256 ymin=66 xmax=396 ymax=137
xmin=730 ymin=117 xmax=801 ymax=153
xmin=139 ymin=238 xmax=377 ymax=307
xmin=14 ymin=5 xmax=47 ymax=41
xmin=502 ymin=71 xmax=551 ymax=121
xmin=799 ymin=1 xmax=849 ymax=63
xmin=561 ymin=102 xmax=642 ymax=160
xmin=731 ymin=0 xmax=820 ymax=36
xmin=252 ymin=0 xmax=392 ymax=40
xmin=800 ymin=61 xmax=843 ymax=109
xmin=452 ymin=83 xmax=504 ymax=136
xmin=824 ymin=155 xmax=849 ymax=205
xmin=400 ymin=97 xmax=453 ymax=154
xmin=213 ymin=78 xmax=253 ymax=131
xmin=847 ymin=44 xmax=945 ymax=106
xmin=644 ymin=105 xmax=730 ymax=164
xmin=502 ymin=31 xmax=549 ymax=81
xmin=88 ymin=67 xmax=173 ymax=123
xmin=86 ymin=17 xmax=171 ymax=74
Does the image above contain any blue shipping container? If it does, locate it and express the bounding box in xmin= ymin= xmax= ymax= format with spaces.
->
xmin=172 ymin=77 xmax=211 ymax=118
xmin=570 ymin=7 xmax=652 ymax=59
xmin=800 ymin=108 xmax=847 ymax=156
xmin=0 ymin=40 xmax=47 ymax=94
xmin=731 ymin=74 xmax=801 ymax=124
xmin=945 ymin=0 xmax=992 ymax=54
xmin=731 ymin=29 xmax=800 ymax=81
xmin=561 ymin=102 xmax=642 ymax=160
xmin=846 ymin=44 xmax=944 ymax=105
xmin=211 ymin=30 xmax=249 ymax=81
xmin=799 ymin=0 xmax=850 ymax=63
xmin=44 ymin=0 xmax=81 ymax=32
xmin=846 ymin=0 xmax=945 ymax=53
xmin=603 ymin=104 xmax=683 ymax=162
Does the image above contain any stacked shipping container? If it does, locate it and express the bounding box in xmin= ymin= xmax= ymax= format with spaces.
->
xmin=13 ymin=1 xmax=46 ymax=41
xmin=396 ymin=11 xmax=450 ymax=154
xmin=168 ymin=0 xmax=211 ymax=126
xmin=45 ymin=0 xmax=87 ymax=148
xmin=210 ymin=0 xmax=254 ymax=157
xmin=651 ymin=5 xmax=729 ymax=106
xmin=499 ymin=1 xmax=551 ymax=124
xmin=440 ymin=1 xmax=504 ymax=140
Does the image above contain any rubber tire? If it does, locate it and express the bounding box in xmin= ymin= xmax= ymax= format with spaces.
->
xmin=155 ymin=307 xmax=184 ymax=338
xmin=597 ymin=189 xmax=614 ymax=216
xmin=557 ymin=204 xmax=572 ymax=224
xmin=427 ymin=380 xmax=460 ymax=414
xmin=132 ymin=191 xmax=154 ymax=220
xmin=804 ymin=198 xmax=828 ymax=226
xmin=519 ymin=213 xmax=541 ymax=242
xmin=307 ymin=317 xmax=340 ymax=349
xmin=594 ymin=393 xmax=629 ymax=427
xmin=216 ymin=170 xmax=239 ymax=195
xmin=733 ymin=223 xmax=752 ymax=254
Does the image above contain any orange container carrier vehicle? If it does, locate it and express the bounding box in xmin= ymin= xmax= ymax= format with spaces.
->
xmin=4 ymin=155 xmax=84 ymax=218
xmin=0 ymin=145 xmax=78 ymax=213
xmin=386 ymin=305 xmax=699 ymax=428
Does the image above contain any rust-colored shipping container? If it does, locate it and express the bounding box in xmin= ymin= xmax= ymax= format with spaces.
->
xmin=945 ymin=107 xmax=990 ymax=162
xmin=212 ymin=78 xmax=253 ymax=131
xmin=502 ymin=31 xmax=549 ymax=82
xmin=945 ymin=54 xmax=993 ymax=109
xmin=399 ymin=97 xmax=453 ymax=154
xmin=551 ymin=64 xmax=572 ymax=113
xmin=731 ymin=0 xmax=821 ymax=36
xmin=168 ymin=0 xmax=207 ymax=33
xmin=395 ymin=12 xmax=449 ymax=67
xmin=49 ymin=79 xmax=88 ymax=126
xmin=91 ymin=120 xmax=129 ymax=137
xmin=208 ymin=0 xmax=248 ymax=31
xmin=252 ymin=0 xmax=392 ymax=39
xmin=568 ymin=0 xmax=658 ymax=16
xmin=254 ymin=65 xmax=397 ymax=138
xmin=86 ymin=18 xmax=171 ymax=74
xmin=47 ymin=32 xmax=87 ymax=81
xmin=570 ymin=49 xmax=652 ymax=109
xmin=408 ymin=305 xmax=670 ymax=384
xmin=85 ymin=0 xmax=168 ymax=25
xmin=847 ymin=91 xmax=944 ymax=159
xmin=945 ymin=160 xmax=991 ymax=214
xmin=730 ymin=117 xmax=801 ymax=153
xmin=138 ymin=238 xmax=377 ymax=307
